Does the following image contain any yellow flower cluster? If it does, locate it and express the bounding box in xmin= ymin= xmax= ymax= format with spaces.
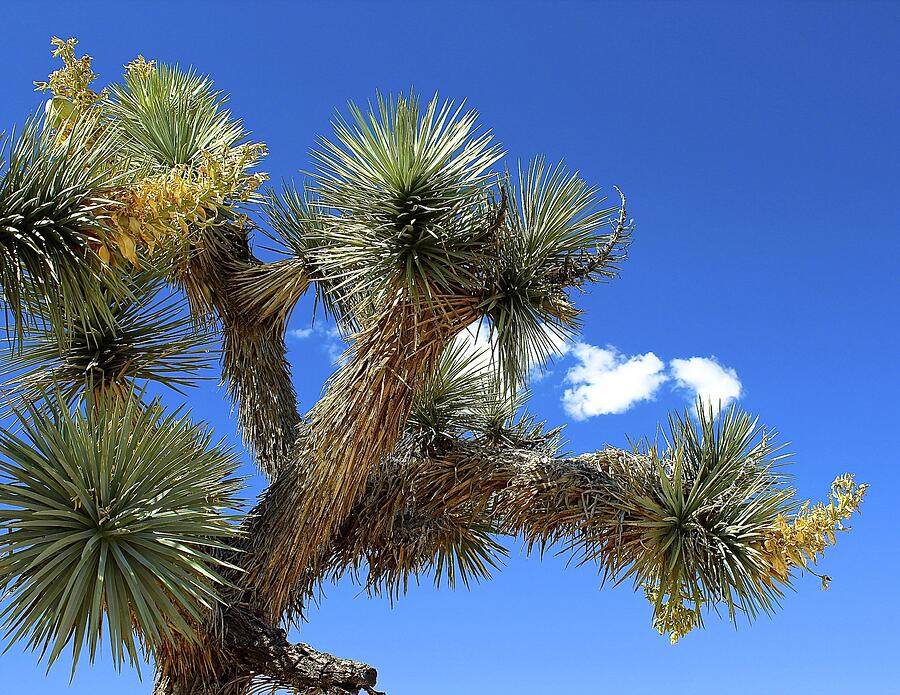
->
xmin=124 ymin=55 xmax=156 ymax=78
xmin=644 ymin=583 xmax=698 ymax=645
xmin=763 ymin=474 xmax=868 ymax=585
xmin=101 ymin=143 xmax=269 ymax=266
xmin=34 ymin=37 xmax=106 ymax=111
xmin=34 ymin=38 xmax=269 ymax=267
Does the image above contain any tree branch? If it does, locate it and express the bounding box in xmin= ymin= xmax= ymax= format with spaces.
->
xmin=316 ymin=437 xmax=640 ymax=597
xmin=546 ymin=185 xmax=633 ymax=288
xmin=221 ymin=606 xmax=379 ymax=695
xmin=173 ymin=226 xmax=303 ymax=476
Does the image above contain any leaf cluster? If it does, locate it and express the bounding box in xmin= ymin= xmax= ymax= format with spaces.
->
xmin=0 ymin=393 xmax=243 ymax=675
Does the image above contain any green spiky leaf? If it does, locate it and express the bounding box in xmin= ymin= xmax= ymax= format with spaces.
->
xmin=0 ymin=113 xmax=121 ymax=344
xmin=308 ymin=92 xmax=503 ymax=313
xmin=1 ymin=273 xmax=215 ymax=410
xmin=481 ymin=159 xmax=624 ymax=387
xmin=614 ymin=402 xmax=795 ymax=633
xmin=0 ymin=393 xmax=243 ymax=675
xmin=107 ymin=64 xmax=246 ymax=169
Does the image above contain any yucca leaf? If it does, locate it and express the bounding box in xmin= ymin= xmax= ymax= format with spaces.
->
xmin=307 ymin=92 xmax=503 ymax=316
xmin=0 ymin=112 xmax=122 ymax=345
xmin=1 ymin=272 xmax=215 ymax=411
xmin=0 ymin=392 xmax=243 ymax=675
xmin=107 ymin=64 xmax=246 ymax=170
xmin=481 ymin=158 xmax=625 ymax=387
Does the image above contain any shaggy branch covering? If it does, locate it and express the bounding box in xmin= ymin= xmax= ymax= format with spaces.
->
xmin=174 ymin=225 xmax=305 ymax=476
xmin=238 ymin=291 xmax=481 ymax=621
xmin=153 ymin=606 xmax=378 ymax=695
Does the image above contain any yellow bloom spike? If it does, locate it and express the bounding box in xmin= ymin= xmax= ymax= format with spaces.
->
xmin=34 ymin=37 xmax=106 ymax=111
xmin=104 ymin=142 xmax=268 ymax=262
xmin=124 ymin=54 xmax=156 ymax=78
xmin=644 ymin=584 xmax=699 ymax=645
xmin=763 ymin=474 xmax=868 ymax=584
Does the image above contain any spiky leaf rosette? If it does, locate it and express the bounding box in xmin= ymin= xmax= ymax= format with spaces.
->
xmin=307 ymin=92 xmax=503 ymax=317
xmin=0 ymin=113 xmax=119 ymax=343
xmin=408 ymin=339 xmax=496 ymax=440
xmin=481 ymin=159 xmax=629 ymax=387
xmin=1 ymin=273 xmax=215 ymax=409
xmin=594 ymin=403 xmax=797 ymax=642
xmin=0 ymin=393 xmax=242 ymax=674
xmin=409 ymin=336 xmax=560 ymax=450
xmin=107 ymin=63 xmax=246 ymax=170
xmin=263 ymin=184 xmax=345 ymax=325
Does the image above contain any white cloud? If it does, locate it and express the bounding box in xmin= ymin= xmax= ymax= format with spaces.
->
xmin=669 ymin=356 xmax=742 ymax=407
xmin=562 ymin=343 xmax=668 ymax=419
xmin=453 ymin=321 xmax=496 ymax=375
xmin=288 ymin=323 xmax=346 ymax=364
xmin=453 ymin=321 xmax=573 ymax=381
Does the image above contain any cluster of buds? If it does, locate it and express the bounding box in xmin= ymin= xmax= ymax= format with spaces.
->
xmin=763 ymin=474 xmax=868 ymax=587
xmin=644 ymin=583 xmax=699 ymax=645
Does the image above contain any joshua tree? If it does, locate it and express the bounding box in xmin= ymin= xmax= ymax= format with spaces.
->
xmin=0 ymin=39 xmax=867 ymax=694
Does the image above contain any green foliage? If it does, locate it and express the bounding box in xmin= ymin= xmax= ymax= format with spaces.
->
xmin=107 ymin=63 xmax=246 ymax=170
xmin=0 ymin=393 xmax=242 ymax=674
xmin=0 ymin=114 xmax=120 ymax=344
xmin=481 ymin=158 xmax=623 ymax=387
xmin=620 ymin=403 xmax=795 ymax=639
xmin=307 ymin=93 xmax=503 ymax=313
xmin=410 ymin=337 xmax=560 ymax=452
xmin=1 ymin=273 xmax=215 ymax=409
xmin=409 ymin=339 xmax=494 ymax=439
xmin=264 ymin=184 xmax=347 ymax=324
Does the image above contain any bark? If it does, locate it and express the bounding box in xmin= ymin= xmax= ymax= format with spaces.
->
xmin=154 ymin=606 xmax=378 ymax=695
xmin=236 ymin=292 xmax=481 ymax=623
xmin=174 ymin=226 xmax=303 ymax=477
xmin=220 ymin=606 xmax=379 ymax=694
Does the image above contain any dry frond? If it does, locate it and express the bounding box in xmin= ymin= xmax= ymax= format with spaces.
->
xmin=241 ymin=288 xmax=481 ymax=621
xmin=173 ymin=225 xmax=302 ymax=476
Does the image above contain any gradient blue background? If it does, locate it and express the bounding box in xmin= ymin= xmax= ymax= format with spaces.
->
xmin=2 ymin=1 xmax=898 ymax=692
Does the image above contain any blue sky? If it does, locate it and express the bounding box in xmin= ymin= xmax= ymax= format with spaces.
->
xmin=2 ymin=1 xmax=898 ymax=692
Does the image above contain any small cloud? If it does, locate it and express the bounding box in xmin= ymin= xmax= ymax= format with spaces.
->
xmin=562 ymin=343 xmax=668 ymax=419
xmin=453 ymin=321 xmax=572 ymax=381
xmin=669 ymin=356 xmax=742 ymax=407
xmin=288 ymin=323 xmax=346 ymax=364
xmin=450 ymin=322 xmax=496 ymax=377
xmin=326 ymin=341 xmax=346 ymax=362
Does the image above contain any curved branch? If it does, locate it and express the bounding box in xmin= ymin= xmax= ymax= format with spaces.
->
xmin=221 ymin=606 xmax=379 ymax=695
xmin=296 ymin=421 xmax=857 ymax=646
xmin=547 ymin=185 xmax=633 ymax=288
xmin=317 ymin=438 xmax=639 ymax=597
xmin=236 ymin=292 xmax=482 ymax=622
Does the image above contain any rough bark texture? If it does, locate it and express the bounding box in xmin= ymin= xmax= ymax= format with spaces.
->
xmin=174 ymin=226 xmax=304 ymax=477
xmin=153 ymin=606 xmax=378 ymax=695
xmin=153 ymin=202 xmax=631 ymax=692
xmin=237 ymin=292 xmax=481 ymax=624
xmin=274 ymin=434 xmax=649 ymax=604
